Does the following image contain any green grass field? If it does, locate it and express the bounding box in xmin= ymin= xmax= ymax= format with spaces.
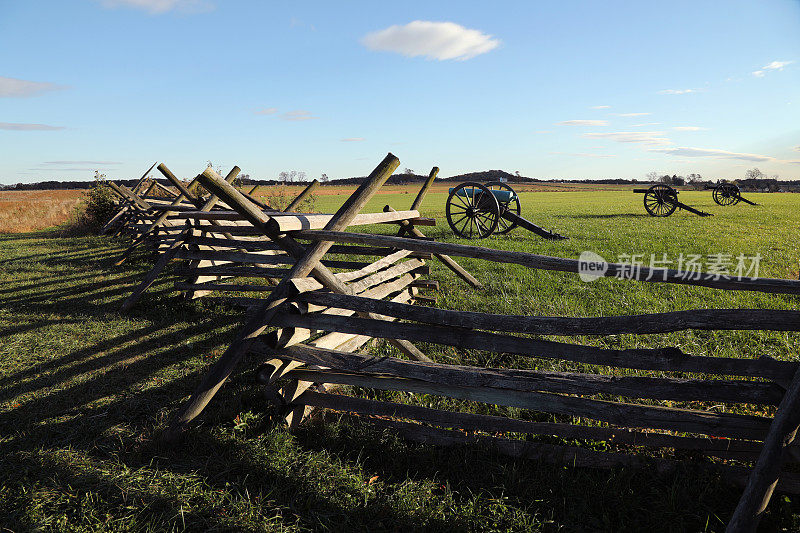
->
xmin=1 ymin=188 xmax=799 ymax=531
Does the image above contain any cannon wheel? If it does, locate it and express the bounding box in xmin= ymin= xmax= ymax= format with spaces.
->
xmin=713 ymin=183 xmax=740 ymax=206
xmin=486 ymin=181 xmax=520 ymax=234
xmin=643 ymin=184 xmax=678 ymax=217
xmin=446 ymin=182 xmax=500 ymax=239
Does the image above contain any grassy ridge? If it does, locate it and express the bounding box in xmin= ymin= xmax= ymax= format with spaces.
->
xmin=1 ymin=189 xmax=799 ymax=531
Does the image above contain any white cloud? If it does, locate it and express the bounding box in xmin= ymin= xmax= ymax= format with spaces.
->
xmin=582 ymin=131 xmax=670 ymax=146
xmin=672 ymin=126 xmax=708 ymax=131
xmin=590 ymin=105 xmax=610 ymax=109
xmin=631 ymin=122 xmax=661 ymax=127
xmin=658 ymin=89 xmax=696 ymax=95
xmin=361 ymin=21 xmax=500 ymax=61
xmin=254 ymin=107 xmax=277 ymax=115
xmin=43 ymin=160 xmax=121 ymax=165
xmin=794 ymin=145 xmax=800 ymax=152
xmin=341 ymin=137 xmax=364 ymax=142
xmin=648 ymin=146 xmax=774 ymax=162
xmin=550 ymin=152 xmax=616 ymax=158
xmin=0 ymin=122 xmax=64 ymax=131
xmin=557 ymin=119 xmax=608 ymax=126
xmin=753 ymin=60 xmax=793 ymax=77
xmin=615 ymin=112 xmax=651 ymax=117
xmin=763 ymin=60 xmax=793 ymax=70
xmin=98 ymin=0 xmax=213 ymax=14
xmin=0 ymin=76 xmax=66 ymax=98
xmin=280 ymin=110 xmax=318 ymax=121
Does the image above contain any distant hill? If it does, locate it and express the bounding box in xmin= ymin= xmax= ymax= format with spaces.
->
xmin=330 ymin=170 xmax=536 ymax=186
xmin=442 ymin=170 xmax=530 ymax=182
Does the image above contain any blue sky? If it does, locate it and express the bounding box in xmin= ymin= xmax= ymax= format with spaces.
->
xmin=1 ymin=0 xmax=799 ymax=184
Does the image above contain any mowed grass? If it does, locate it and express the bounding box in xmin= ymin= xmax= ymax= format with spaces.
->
xmin=1 ymin=187 xmax=799 ymax=531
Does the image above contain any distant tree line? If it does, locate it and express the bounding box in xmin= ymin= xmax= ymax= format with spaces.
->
xmin=4 ymin=166 xmax=799 ymax=191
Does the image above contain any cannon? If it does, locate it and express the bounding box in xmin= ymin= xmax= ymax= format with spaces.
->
xmin=446 ymin=181 xmax=566 ymax=239
xmin=633 ymin=184 xmax=712 ymax=217
xmin=711 ymin=183 xmax=758 ymax=206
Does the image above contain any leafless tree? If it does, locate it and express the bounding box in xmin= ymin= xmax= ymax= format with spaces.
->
xmin=745 ymin=168 xmax=765 ymax=180
xmin=278 ymin=170 xmax=307 ymax=183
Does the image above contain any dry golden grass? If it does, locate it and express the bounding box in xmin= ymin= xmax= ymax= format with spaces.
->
xmin=0 ymin=189 xmax=85 ymax=233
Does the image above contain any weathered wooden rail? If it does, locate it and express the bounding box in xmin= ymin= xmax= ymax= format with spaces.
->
xmin=104 ymin=156 xmax=800 ymax=532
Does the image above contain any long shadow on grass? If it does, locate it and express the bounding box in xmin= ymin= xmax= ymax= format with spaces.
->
xmin=0 ymin=245 xmax=106 ymax=265
xmin=0 ymin=248 xmax=136 ymax=273
xmin=0 ymin=308 xmax=241 ymax=408
xmin=0 ymin=323 xmax=452 ymax=530
xmin=0 ymin=230 xmax=68 ymax=242
xmin=0 ymin=270 xmax=125 ymax=296
xmin=0 ymin=277 xmax=176 ymax=320
xmin=290 ymin=414 xmax=742 ymax=532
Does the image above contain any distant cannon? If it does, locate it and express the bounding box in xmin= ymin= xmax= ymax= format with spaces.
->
xmin=446 ymin=182 xmax=566 ymax=239
xmin=711 ymin=183 xmax=758 ymax=206
xmin=633 ymin=184 xmax=712 ymax=217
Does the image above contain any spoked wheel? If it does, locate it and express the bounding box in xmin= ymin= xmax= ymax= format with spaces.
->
xmin=713 ymin=183 xmax=740 ymax=206
xmin=486 ymin=181 xmax=520 ymax=234
xmin=446 ymin=182 xmax=500 ymax=238
xmin=643 ymin=184 xmax=678 ymax=217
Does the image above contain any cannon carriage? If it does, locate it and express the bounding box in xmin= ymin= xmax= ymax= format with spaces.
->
xmin=711 ymin=183 xmax=759 ymax=207
xmin=445 ymin=181 xmax=566 ymax=239
xmin=633 ymin=184 xmax=713 ymax=217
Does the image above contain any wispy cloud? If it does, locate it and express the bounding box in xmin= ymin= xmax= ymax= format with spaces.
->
xmin=98 ymin=0 xmax=213 ymax=14
xmin=657 ymin=89 xmax=696 ymax=95
xmin=289 ymin=17 xmax=316 ymax=31
xmin=43 ymin=160 xmax=121 ymax=165
xmin=672 ymin=126 xmax=707 ymax=131
xmin=254 ymin=107 xmax=277 ymax=115
xmin=583 ymin=131 xmax=670 ymax=146
xmin=361 ymin=21 xmax=500 ymax=61
xmin=550 ymin=152 xmax=616 ymax=158
xmin=631 ymin=122 xmax=661 ymax=127
xmin=590 ymin=105 xmax=610 ymax=109
xmin=341 ymin=137 xmax=364 ymax=142
xmin=280 ymin=110 xmax=318 ymax=121
xmin=0 ymin=122 xmax=64 ymax=131
xmin=615 ymin=112 xmax=651 ymax=117
xmin=29 ymin=167 xmax=115 ymax=171
xmin=753 ymin=60 xmax=793 ymax=77
xmin=648 ymin=146 xmax=773 ymax=162
xmin=794 ymin=145 xmax=800 ymax=152
xmin=763 ymin=60 xmax=792 ymax=70
xmin=0 ymin=76 xmax=66 ymax=98
xmin=557 ymin=119 xmax=608 ymax=126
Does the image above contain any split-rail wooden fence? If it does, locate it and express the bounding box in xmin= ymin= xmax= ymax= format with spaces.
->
xmin=103 ymin=155 xmax=800 ymax=532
